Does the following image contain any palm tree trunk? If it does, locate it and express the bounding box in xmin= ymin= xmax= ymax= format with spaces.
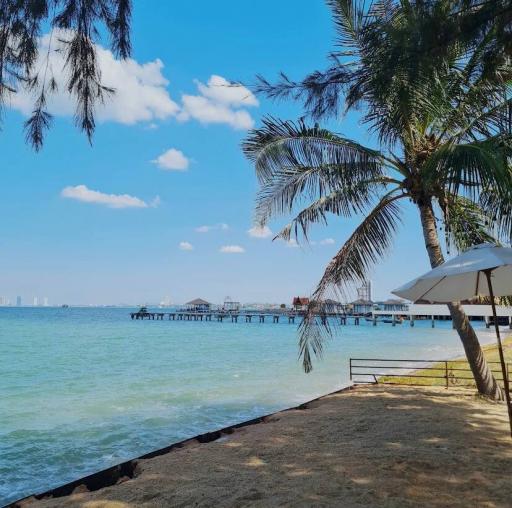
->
xmin=418 ymin=202 xmax=505 ymax=400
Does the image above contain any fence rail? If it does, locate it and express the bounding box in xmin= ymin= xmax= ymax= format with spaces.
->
xmin=349 ymin=358 xmax=511 ymax=390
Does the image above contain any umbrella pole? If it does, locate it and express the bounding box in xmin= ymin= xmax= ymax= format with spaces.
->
xmin=484 ymin=270 xmax=512 ymax=437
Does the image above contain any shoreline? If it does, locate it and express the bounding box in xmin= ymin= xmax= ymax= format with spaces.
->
xmin=6 ymin=324 xmax=506 ymax=507
xmin=14 ymin=384 xmax=512 ymax=508
xmin=8 ymin=384 xmax=354 ymax=508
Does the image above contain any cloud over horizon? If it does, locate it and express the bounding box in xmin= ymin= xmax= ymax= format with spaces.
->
xmin=179 ymin=241 xmax=194 ymax=251
xmin=220 ymin=245 xmax=245 ymax=254
xmin=61 ymin=185 xmax=158 ymax=209
xmin=195 ymin=223 xmax=229 ymax=233
xmin=247 ymin=225 xmax=273 ymax=238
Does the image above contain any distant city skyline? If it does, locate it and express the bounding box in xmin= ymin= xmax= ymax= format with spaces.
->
xmin=0 ymin=282 xmax=404 ymax=308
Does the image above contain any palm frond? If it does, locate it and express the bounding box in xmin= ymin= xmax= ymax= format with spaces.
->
xmin=254 ymin=67 xmax=352 ymax=120
xmin=298 ymin=194 xmax=404 ymax=372
xmin=422 ymin=135 xmax=512 ymax=200
xmin=243 ymin=117 xmax=384 ymax=179
xmin=275 ymin=180 xmax=401 ymax=243
xmin=479 ymin=190 xmax=512 ymax=243
xmin=243 ymin=117 xmax=387 ymax=225
xmin=442 ymin=196 xmax=497 ymax=253
xmin=327 ymin=0 xmax=367 ymax=51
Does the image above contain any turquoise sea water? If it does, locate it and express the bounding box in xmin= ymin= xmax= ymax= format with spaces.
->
xmin=0 ymin=307 xmax=490 ymax=505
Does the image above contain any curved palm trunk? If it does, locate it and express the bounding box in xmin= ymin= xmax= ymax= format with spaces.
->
xmin=419 ymin=203 xmax=504 ymax=400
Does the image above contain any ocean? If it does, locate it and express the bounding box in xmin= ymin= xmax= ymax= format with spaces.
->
xmin=0 ymin=307 xmax=490 ymax=505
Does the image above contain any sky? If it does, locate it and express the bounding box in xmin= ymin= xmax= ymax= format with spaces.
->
xmin=0 ymin=0 xmax=435 ymax=306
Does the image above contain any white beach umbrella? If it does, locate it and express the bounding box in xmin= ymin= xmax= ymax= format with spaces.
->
xmin=392 ymin=243 xmax=512 ymax=436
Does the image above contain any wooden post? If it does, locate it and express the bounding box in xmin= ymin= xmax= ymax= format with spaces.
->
xmin=392 ymin=315 xmax=396 ymax=327
xmin=484 ymin=269 xmax=512 ymax=437
xmin=485 ymin=316 xmax=490 ymax=329
xmin=373 ymin=315 xmax=377 ymax=326
xmin=431 ymin=315 xmax=435 ymax=328
xmin=410 ymin=315 xmax=415 ymax=327
xmin=445 ymin=361 xmax=449 ymax=389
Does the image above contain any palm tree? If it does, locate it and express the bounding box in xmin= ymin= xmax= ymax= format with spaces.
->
xmin=243 ymin=0 xmax=512 ymax=400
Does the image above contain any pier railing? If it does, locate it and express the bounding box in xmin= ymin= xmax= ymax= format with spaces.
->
xmin=349 ymin=358 xmax=512 ymax=391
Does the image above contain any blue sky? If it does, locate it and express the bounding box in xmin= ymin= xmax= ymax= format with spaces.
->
xmin=0 ymin=0 xmax=433 ymax=306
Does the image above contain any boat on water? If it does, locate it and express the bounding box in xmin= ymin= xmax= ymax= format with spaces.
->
xmin=383 ymin=318 xmax=403 ymax=324
xmin=365 ymin=317 xmax=403 ymax=324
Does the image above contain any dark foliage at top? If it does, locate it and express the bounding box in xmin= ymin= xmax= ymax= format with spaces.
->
xmin=0 ymin=0 xmax=131 ymax=150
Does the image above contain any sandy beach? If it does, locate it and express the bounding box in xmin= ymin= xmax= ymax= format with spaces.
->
xmin=17 ymin=384 xmax=512 ymax=508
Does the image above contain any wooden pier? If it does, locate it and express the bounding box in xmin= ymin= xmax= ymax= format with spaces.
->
xmin=129 ymin=303 xmax=512 ymax=329
xmin=129 ymin=310 xmax=369 ymax=325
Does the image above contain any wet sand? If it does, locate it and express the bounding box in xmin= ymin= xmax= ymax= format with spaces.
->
xmin=17 ymin=384 xmax=512 ymax=508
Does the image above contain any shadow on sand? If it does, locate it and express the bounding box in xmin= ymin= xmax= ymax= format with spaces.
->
xmin=13 ymin=385 xmax=512 ymax=508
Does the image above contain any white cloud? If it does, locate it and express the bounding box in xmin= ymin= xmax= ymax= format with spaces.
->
xmin=220 ymin=245 xmax=245 ymax=254
xmin=61 ymin=185 xmax=157 ymax=209
xmin=152 ymin=148 xmax=190 ymax=171
xmin=197 ymin=75 xmax=259 ymax=107
xmin=9 ymin=31 xmax=179 ymax=126
xmin=178 ymin=75 xmax=258 ymax=130
xmin=9 ymin=35 xmax=259 ymax=133
xmin=248 ymin=225 xmax=273 ymax=238
xmin=320 ymin=238 xmax=335 ymax=245
xmin=287 ymin=239 xmax=299 ymax=248
xmin=195 ymin=223 xmax=229 ymax=233
xmin=179 ymin=241 xmax=194 ymax=251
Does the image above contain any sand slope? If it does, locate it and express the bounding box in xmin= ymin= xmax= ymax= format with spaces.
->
xmin=20 ymin=386 xmax=512 ymax=507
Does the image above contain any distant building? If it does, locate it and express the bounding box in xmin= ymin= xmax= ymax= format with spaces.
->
xmin=16 ymin=296 xmax=22 ymax=306
xmin=33 ymin=296 xmax=38 ymax=306
xmin=43 ymin=297 xmax=49 ymax=307
xmin=292 ymin=297 xmax=310 ymax=311
xmin=379 ymin=299 xmax=408 ymax=312
xmin=185 ymin=298 xmax=211 ymax=312
xmin=0 ymin=296 xmax=10 ymax=306
xmin=223 ymin=296 xmax=240 ymax=312
xmin=323 ymin=298 xmax=346 ymax=312
xmin=357 ymin=280 xmax=372 ymax=302
xmin=351 ymin=298 xmax=374 ymax=314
